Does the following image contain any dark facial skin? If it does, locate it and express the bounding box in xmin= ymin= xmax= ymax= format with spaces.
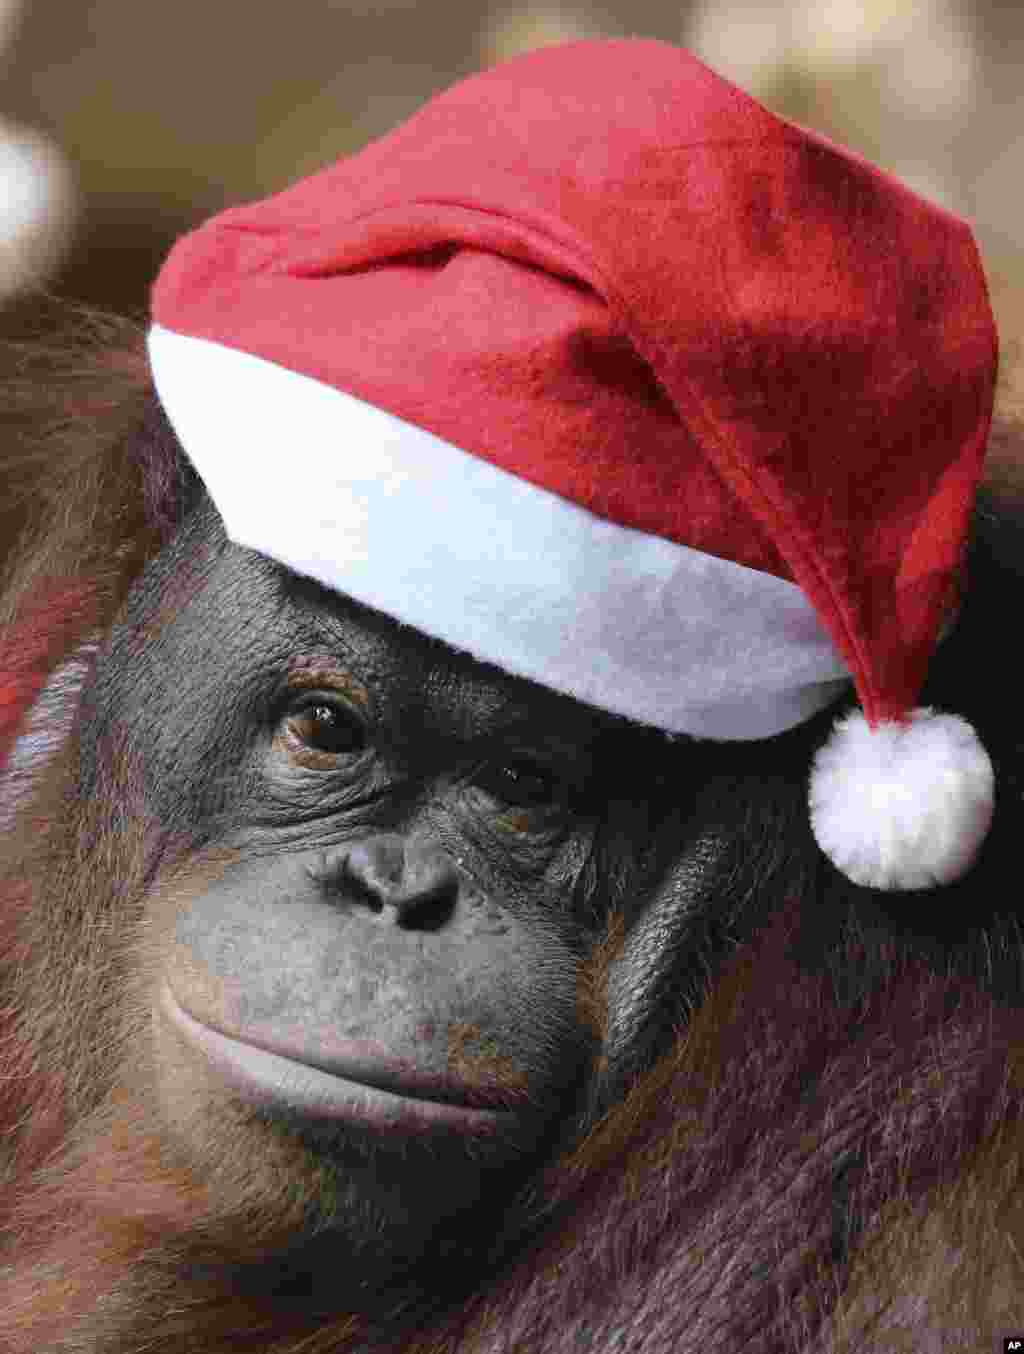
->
xmin=71 ymin=486 xmax=1021 ymax=1323
xmin=77 ymin=497 xmax=763 ymax=1310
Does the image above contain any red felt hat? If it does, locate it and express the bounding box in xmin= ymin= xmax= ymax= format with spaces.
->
xmin=148 ymin=38 xmax=998 ymax=890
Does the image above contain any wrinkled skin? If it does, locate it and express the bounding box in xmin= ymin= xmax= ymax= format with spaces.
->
xmin=11 ymin=474 xmax=796 ymax=1324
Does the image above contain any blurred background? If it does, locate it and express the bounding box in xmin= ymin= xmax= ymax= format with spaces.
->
xmin=0 ymin=0 xmax=1021 ymax=372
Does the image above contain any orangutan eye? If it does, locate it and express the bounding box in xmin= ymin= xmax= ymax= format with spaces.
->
xmin=287 ymin=698 xmax=366 ymax=756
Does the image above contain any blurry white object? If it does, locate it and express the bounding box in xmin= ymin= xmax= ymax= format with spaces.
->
xmin=479 ymin=5 xmax=602 ymax=63
xmin=0 ymin=120 xmax=77 ymax=299
xmin=689 ymin=0 xmax=975 ymax=117
xmin=0 ymin=0 xmax=77 ymax=301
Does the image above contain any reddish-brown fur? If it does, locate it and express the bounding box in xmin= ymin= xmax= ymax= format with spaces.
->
xmin=2 ymin=309 xmax=1024 ymax=1352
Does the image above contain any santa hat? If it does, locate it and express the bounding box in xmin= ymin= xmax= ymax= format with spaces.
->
xmin=147 ymin=38 xmax=998 ymax=892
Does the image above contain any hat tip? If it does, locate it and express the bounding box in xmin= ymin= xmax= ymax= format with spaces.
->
xmin=808 ymin=706 xmax=995 ymax=891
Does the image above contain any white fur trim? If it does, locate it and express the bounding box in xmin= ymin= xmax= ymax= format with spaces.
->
xmin=146 ymin=325 xmax=857 ymax=739
xmin=808 ymin=707 xmax=994 ymax=890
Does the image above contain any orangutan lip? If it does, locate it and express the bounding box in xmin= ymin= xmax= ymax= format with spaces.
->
xmin=158 ymin=984 xmax=513 ymax=1132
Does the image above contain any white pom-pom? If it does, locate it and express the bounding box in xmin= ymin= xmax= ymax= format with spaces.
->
xmin=808 ymin=707 xmax=994 ymax=890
